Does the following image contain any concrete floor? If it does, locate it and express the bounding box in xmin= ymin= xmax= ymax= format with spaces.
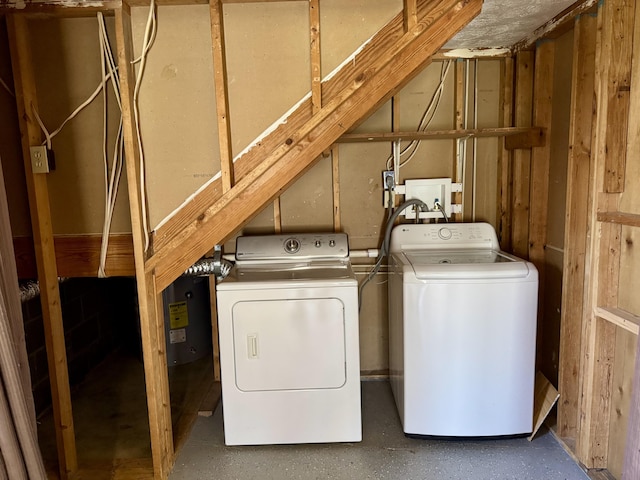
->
xmin=170 ymin=380 xmax=590 ymax=480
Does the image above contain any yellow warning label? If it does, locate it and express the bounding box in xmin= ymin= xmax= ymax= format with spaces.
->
xmin=169 ymin=301 xmax=189 ymax=329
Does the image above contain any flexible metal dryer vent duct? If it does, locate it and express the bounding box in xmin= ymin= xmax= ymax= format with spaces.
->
xmin=183 ymin=246 xmax=232 ymax=280
xmin=19 ymin=278 xmax=68 ymax=304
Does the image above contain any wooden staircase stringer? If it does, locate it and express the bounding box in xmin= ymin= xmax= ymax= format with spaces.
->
xmin=148 ymin=0 xmax=483 ymax=292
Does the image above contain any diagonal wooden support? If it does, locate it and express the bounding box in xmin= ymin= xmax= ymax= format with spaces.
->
xmin=148 ymin=0 xmax=482 ymax=292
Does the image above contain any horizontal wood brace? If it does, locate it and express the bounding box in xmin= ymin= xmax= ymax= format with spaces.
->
xmin=336 ymin=127 xmax=543 ymax=143
xmin=504 ymin=127 xmax=546 ymax=150
xmin=13 ymin=234 xmax=134 ymax=279
xmin=597 ymin=211 xmax=640 ymax=227
xmin=595 ymin=306 xmax=640 ymax=336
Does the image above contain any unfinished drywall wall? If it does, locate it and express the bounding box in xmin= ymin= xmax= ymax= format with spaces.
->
xmin=5 ymin=5 xmax=502 ymax=374
xmin=131 ymin=5 xmax=220 ymax=230
xmin=0 ymin=18 xmax=30 ymax=237
xmin=27 ymin=16 xmax=131 ymax=235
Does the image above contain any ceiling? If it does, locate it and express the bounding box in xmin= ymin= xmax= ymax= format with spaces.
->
xmin=445 ymin=0 xmax=577 ymax=50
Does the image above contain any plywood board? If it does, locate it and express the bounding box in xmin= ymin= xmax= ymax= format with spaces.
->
xmin=131 ymin=5 xmax=220 ymax=230
xmin=28 ymin=16 xmax=131 ymax=235
xmin=618 ymin=225 xmax=640 ymax=316
xmin=607 ymin=326 xmax=637 ymax=479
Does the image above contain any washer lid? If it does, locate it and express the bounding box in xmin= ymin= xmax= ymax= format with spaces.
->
xmin=401 ymin=250 xmax=532 ymax=279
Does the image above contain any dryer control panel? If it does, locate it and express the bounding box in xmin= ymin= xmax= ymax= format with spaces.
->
xmin=235 ymin=233 xmax=349 ymax=262
xmin=389 ymin=223 xmax=501 ymax=252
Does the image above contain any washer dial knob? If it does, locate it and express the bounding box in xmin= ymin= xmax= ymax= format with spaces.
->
xmin=284 ymin=238 xmax=300 ymax=254
xmin=438 ymin=227 xmax=452 ymax=240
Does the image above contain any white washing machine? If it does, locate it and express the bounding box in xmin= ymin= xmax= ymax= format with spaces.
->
xmin=216 ymin=233 xmax=361 ymax=446
xmin=388 ymin=223 xmax=538 ymax=437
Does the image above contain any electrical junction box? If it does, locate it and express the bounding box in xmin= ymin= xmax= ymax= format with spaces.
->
xmin=402 ymin=178 xmax=452 ymax=220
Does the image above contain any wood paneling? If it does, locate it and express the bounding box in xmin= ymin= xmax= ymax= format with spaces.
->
xmin=13 ymin=234 xmax=134 ymax=279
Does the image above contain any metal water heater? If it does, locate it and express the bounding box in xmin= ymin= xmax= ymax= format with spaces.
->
xmin=163 ymin=275 xmax=212 ymax=366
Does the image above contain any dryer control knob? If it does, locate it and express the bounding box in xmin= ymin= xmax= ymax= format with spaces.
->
xmin=315 ymin=240 xmax=322 ymax=248
xmin=284 ymin=238 xmax=301 ymax=254
xmin=438 ymin=227 xmax=452 ymax=240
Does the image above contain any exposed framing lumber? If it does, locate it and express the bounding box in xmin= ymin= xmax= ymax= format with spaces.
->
xmin=404 ymin=0 xmax=417 ymax=32
xmin=331 ymin=145 xmax=340 ymax=231
xmin=148 ymin=0 xmax=483 ymax=292
xmin=601 ymin=0 xmax=635 ymax=193
xmin=503 ymin=127 xmax=545 ymax=150
xmin=497 ymin=56 xmax=514 ymax=250
xmin=13 ymin=234 xmax=135 ymax=279
xmin=114 ymin=8 xmax=174 ymax=479
xmin=529 ymin=40 xmax=554 ymax=376
xmin=597 ymin=211 xmax=640 ymax=228
xmin=511 ymin=50 xmax=534 ymax=259
xmin=557 ymin=12 xmax=597 ymax=441
xmin=596 ymin=307 xmax=640 ymax=337
xmin=210 ymin=0 xmax=234 ymax=192
xmin=335 ymin=127 xmax=543 ymax=143
xmin=623 ymin=327 xmax=640 ymax=477
xmin=7 ymin=13 xmax=77 ymax=480
xmin=577 ymin=0 xmax=628 ymax=468
xmin=309 ymin=0 xmax=321 ymax=114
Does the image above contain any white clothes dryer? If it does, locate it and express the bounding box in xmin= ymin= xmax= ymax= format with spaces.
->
xmin=388 ymin=223 xmax=538 ymax=437
xmin=216 ymin=233 xmax=361 ymax=446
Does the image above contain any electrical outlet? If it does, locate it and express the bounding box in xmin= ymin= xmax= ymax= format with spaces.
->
xmin=30 ymin=146 xmax=49 ymax=174
xmin=382 ymin=170 xmax=396 ymax=207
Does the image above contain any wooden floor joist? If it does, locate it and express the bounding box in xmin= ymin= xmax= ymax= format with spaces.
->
xmin=148 ymin=0 xmax=483 ymax=292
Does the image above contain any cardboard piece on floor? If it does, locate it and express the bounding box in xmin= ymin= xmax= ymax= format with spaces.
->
xmin=528 ymin=371 xmax=560 ymax=441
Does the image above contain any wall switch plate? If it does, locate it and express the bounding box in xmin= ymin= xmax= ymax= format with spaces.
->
xmin=30 ymin=146 xmax=49 ymax=173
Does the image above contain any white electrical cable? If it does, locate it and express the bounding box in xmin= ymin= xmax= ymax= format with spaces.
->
xmin=385 ymin=60 xmax=452 ymax=171
xmin=97 ymin=12 xmax=125 ymax=278
xmin=0 ymin=77 xmax=14 ymax=97
xmin=133 ymin=0 xmax=158 ymax=253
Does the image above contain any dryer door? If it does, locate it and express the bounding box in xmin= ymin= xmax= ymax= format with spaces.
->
xmin=232 ymin=297 xmax=346 ymax=391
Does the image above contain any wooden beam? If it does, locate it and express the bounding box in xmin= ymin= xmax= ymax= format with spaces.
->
xmin=577 ymin=0 xmax=628 ymax=468
xmin=331 ymin=145 xmax=341 ymax=231
xmin=114 ymin=8 xmax=174 ymax=479
xmin=336 ymin=127 xmax=544 ymax=143
xmin=602 ymin=0 xmax=635 ymax=193
xmin=7 ymin=13 xmax=77 ymax=480
xmin=503 ymin=127 xmax=545 ymax=150
xmin=497 ymin=56 xmax=514 ymax=250
xmin=511 ymin=50 xmax=534 ymax=259
xmin=557 ymin=12 xmax=597 ymax=441
xmin=529 ymin=40 xmax=554 ymax=382
xmin=309 ymin=0 xmax=321 ymax=114
xmin=596 ymin=307 xmax=640 ymax=336
xmin=149 ymin=0 xmax=483 ymax=291
xmin=210 ymin=0 xmax=234 ymax=192
xmin=13 ymin=234 xmax=135 ymax=279
xmin=623 ymin=328 xmax=640 ymax=478
xmin=404 ymin=0 xmax=418 ymax=32
xmin=597 ymin=211 xmax=640 ymax=227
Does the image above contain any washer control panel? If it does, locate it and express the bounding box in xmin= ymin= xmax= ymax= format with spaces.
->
xmin=235 ymin=233 xmax=349 ymax=261
xmin=389 ymin=222 xmax=501 ymax=252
